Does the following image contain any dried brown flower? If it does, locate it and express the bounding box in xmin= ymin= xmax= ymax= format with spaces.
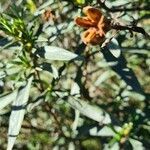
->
xmin=75 ymin=6 xmax=110 ymax=45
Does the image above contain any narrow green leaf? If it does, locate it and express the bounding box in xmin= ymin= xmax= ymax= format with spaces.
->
xmin=7 ymin=76 xmax=33 ymax=150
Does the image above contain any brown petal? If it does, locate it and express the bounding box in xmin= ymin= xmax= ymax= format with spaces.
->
xmin=98 ymin=29 xmax=105 ymax=37
xmin=75 ymin=17 xmax=96 ymax=28
xmin=83 ymin=6 xmax=102 ymax=23
xmin=97 ymin=17 xmax=105 ymax=36
xmin=81 ymin=28 xmax=105 ymax=45
xmin=81 ymin=28 xmax=97 ymax=44
xmin=98 ymin=17 xmax=111 ymax=33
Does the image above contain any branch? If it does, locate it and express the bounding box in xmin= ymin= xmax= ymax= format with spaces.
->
xmin=111 ymin=23 xmax=150 ymax=39
xmin=97 ymin=0 xmax=150 ymax=12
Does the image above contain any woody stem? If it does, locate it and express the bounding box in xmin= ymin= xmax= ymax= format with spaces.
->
xmin=110 ymin=23 xmax=150 ymax=39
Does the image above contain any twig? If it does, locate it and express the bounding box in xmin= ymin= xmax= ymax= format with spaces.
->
xmin=44 ymin=102 xmax=67 ymax=138
xmin=111 ymin=23 xmax=150 ymax=39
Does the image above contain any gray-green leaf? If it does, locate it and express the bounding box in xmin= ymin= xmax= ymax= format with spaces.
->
xmin=7 ymin=76 xmax=33 ymax=150
xmin=129 ymin=138 xmax=145 ymax=150
xmin=0 ymin=90 xmax=18 ymax=111
xmin=36 ymin=46 xmax=83 ymax=61
xmin=68 ymin=97 xmax=111 ymax=124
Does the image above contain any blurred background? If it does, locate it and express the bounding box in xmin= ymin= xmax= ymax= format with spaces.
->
xmin=0 ymin=0 xmax=149 ymax=149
